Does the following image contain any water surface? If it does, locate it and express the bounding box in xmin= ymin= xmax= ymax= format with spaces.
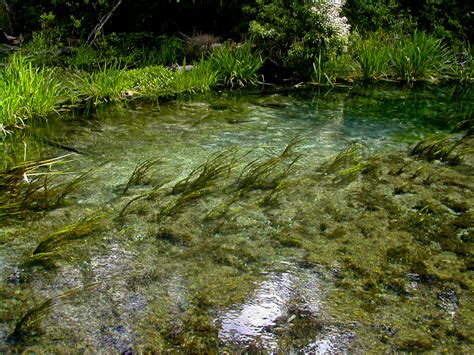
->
xmin=1 ymin=84 xmax=473 ymax=352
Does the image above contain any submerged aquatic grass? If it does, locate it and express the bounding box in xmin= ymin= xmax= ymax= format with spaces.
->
xmin=410 ymin=131 xmax=471 ymax=165
xmin=122 ymin=158 xmax=162 ymax=195
xmin=7 ymin=285 xmax=97 ymax=344
xmin=238 ymin=139 xmax=301 ymax=192
xmin=32 ymin=214 xmax=103 ymax=255
xmin=0 ymin=87 xmax=473 ymax=353
xmin=0 ymin=155 xmax=92 ymax=219
xmin=171 ymin=148 xmax=238 ymax=195
xmin=21 ymin=214 xmax=103 ymax=268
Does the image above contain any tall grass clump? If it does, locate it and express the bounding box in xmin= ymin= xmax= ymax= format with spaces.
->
xmin=0 ymin=54 xmax=61 ymax=133
xmin=124 ymin=65 xmax=174 ymax=98
xmin=354 ymin=35 xmax=391 ymax=81
xmin=69 ymin=62 xmax=129 ymax=105
xmin=312 ymin=51 xmax=355 ymax=85
xmin=170 ymin=60 xmax=219 ymax=94
xmin=156 ymin=36 xmax=185 ymax=66
xmin=209 ymin=43 xmax=263 ymax=87
xmin=389 ymin=31 xmax=453 ymax=83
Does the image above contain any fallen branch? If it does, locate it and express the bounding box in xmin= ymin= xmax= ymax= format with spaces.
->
xmin=85 ymin=0 xmax=123 ymax=47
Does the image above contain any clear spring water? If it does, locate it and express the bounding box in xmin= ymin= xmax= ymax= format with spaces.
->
xmin=0 ymin=83 xmax=472 ymax=352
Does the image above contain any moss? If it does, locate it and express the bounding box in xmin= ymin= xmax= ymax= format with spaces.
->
xmin=395 ymin=330 xmax=434 ymax=351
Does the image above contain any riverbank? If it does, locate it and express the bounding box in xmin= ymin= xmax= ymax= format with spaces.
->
xmin=1 ymin=30 xmax=473 ymax=139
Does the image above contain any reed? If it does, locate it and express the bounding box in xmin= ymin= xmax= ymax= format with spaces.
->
xmin=69 ymin=62 xmax=129 ymax=105
xmin=170 ymin=60 xmax=220 ymax=94
xmin=125 ymin=65 xmax=174 ymax=98
xmin=312 ymin=52 xmax=355 ymax=85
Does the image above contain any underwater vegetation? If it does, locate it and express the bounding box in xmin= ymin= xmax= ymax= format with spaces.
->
xmin=0 ymin=155 xmax=90 ymax=220
xmin=0 ymin=93 xmax=473 ymax=352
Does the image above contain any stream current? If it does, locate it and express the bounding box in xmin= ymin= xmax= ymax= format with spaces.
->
xmin=1 ymin=84 xmax=473 ymax=352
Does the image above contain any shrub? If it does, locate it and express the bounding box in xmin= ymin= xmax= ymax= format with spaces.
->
xmin=249 ymin=0 xmax=350 ymax=78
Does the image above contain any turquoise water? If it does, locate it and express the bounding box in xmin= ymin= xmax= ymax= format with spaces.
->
xmin=0 ymin=84 xmax=472 ymax=352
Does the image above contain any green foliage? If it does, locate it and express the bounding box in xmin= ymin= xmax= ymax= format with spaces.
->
xmin=309 ymin=32 xmax=461 ymax=85
xmin=0 ymin=54 xmax=61 ymax=133
xmin=353 ymin=33 xmax=391 ymax=81
xmin=124 ymin=65 xmax=174 ymax=97
xmin=342 ymin=0 xmax=414 ymax=33
xmin=454 ymin=44 xmax=474 ymax=82
xmin=170 ymin=60 xmax=219 ymax=95
xmin=69 ymin=62 xmax=129 ymax=104
xmin=156 ymin=36 xmax=185 ymax=66
xmin=312 ymin=51 xmax=355 ymax=85
xmin=249 ymin=0 xmax=350 ymax=78
xmin=209 ymin=43 xmax=263 ymax=87
xmin=9 ymin=0 xmax=120 ymax=39
xmin=389 ymin=31 xmax=453 ymax=83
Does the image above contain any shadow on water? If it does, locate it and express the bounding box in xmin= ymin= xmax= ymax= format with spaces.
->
xmin=0 ymin=83 xmax=473 ymax=352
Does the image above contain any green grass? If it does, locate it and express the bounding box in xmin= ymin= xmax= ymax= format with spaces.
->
xmin=68 ymin=62 xmax=129 ymax=105
xmin=312 ymin=51 xmax=355 ymax=85
xmin=311 ymin=32 xmax=463 ymax=85
xmin=209 ymin=43 xmax=263 ymax=87
xmin=170 ymin=60 xmax=220 ymax=94
xmin=0 ymin=54 xmax=62 ymax=133
xmin=354 ymin=35 xmax=391 ymax=81
xmin=389 ymin=31 xmax=453 ymax=83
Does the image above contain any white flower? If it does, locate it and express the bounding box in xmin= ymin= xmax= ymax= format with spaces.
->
xmin=311 ymin=0 xmax=351 ymax=49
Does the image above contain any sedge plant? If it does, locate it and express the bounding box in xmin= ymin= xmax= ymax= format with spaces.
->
xmin=0 ymin=54 xmax=62 ymax=133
